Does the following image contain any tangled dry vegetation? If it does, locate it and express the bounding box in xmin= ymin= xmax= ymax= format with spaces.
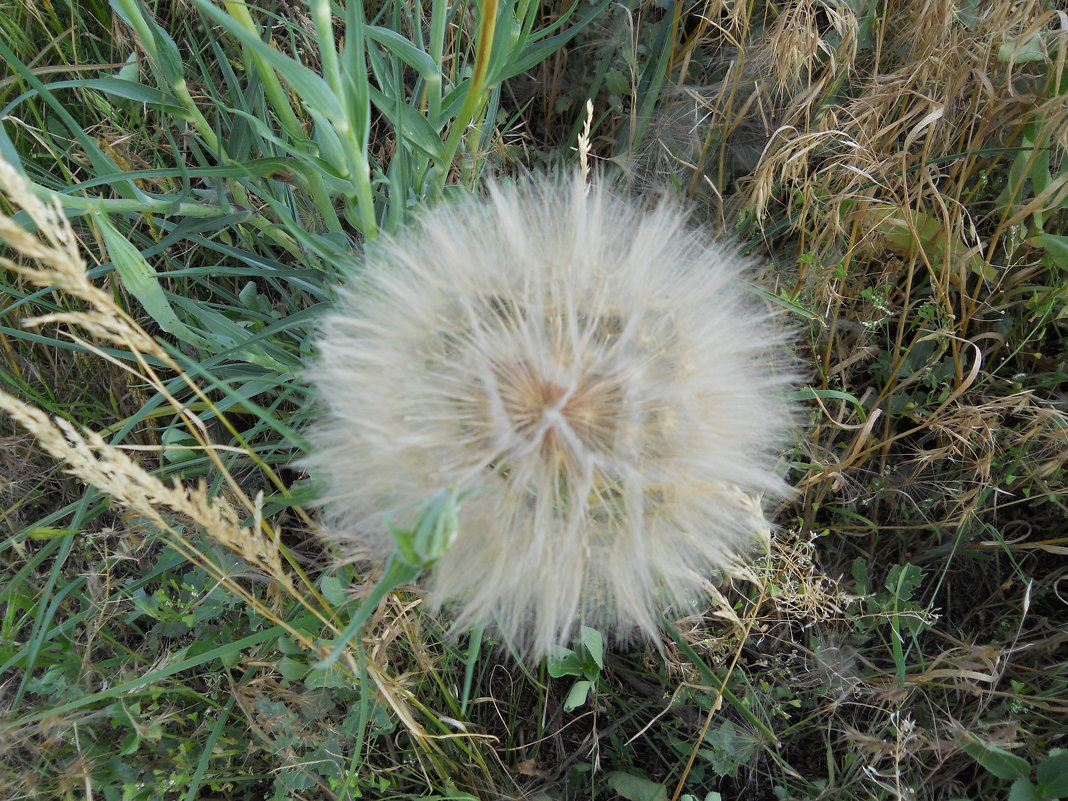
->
xmin=0 ymin=0 xmax=1064 ymax=799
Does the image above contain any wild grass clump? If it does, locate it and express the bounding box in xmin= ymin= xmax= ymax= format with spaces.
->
xmin=0 ymin=0 xmax=1065 ymax=799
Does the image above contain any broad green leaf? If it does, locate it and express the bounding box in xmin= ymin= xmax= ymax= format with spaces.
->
xmin=581 ymin=625 xmax=604 ymax=670
xmin=1026 ymin=234 xmax=1068 ymax=271
xmin=319 ymin=576 xmax=350 ymax=608
xmin=606 ymin=771 xmax=669 ymax=801
xmin=96 ymin=211 xmax=213 ymax=350
xmin=1037 ymin=751 xmax=1068 ymax=797
xmin=961 ymin=736 xmax=1032 ymax=781
xmin=863 ymin=205 xmax=994 ymax=280
xmin=998 ymin=34 xmax=1049 ymax=63
xmin=305 ymin=664 xmax=353 ymax=689
xmin=117 ymin=52 xmax=139 ymax=82
xmin=701 ymin=719 xmax=759 ymax=777
xmin=1008 ymin=779 xmax=1042 ymax=801
xmin=277 ymin=656 xmax=309 ymax=682
xmin=547 ymin=647 xmax=583 ymax=678
xmin=160 ymin=426 xmax=199 ymax=464
xmin=563 ymin=679 xmax=592 ymax=712
xmin=885 ymin=563 xmax=923 ymax=600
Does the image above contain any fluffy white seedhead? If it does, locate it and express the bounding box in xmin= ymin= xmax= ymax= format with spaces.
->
xmin=304 ymin=175 xmax=795 ymax=659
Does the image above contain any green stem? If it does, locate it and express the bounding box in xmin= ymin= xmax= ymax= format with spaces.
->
xmin=428 ymin=0 xmax=448 ymax=125
xmin=114 ymin=0 xmax=220 ymax=153
xmin=222 ymin=0 xmax=306 ymax=142
xmin=340 ymin=0 xmax=379 ymax=238
xmin=439 ymin=0 xmax=498 ymax=188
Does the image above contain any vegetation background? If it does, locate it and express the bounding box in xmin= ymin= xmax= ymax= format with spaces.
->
xmin=0 ymin=0 xmax=1064 ymax=799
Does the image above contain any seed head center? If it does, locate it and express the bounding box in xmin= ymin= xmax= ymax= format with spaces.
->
xmin=496 ymin=360 xmax=623 ymax=455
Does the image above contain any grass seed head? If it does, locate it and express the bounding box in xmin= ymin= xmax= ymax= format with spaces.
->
xmin=304 ymin=174 xmax=797 ymax=659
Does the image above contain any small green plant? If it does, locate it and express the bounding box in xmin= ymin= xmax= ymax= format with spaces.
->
xmin=959 ymin=740 xmax=1068 ymax=801
xmin=546 ymin=625 xmax=604 ymax=712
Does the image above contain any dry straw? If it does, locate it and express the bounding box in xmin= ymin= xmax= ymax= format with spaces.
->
xmin=0 ymin=157 xmax=294 ymax=595
xmin=304 ymin=173 xmax=797 ymax=659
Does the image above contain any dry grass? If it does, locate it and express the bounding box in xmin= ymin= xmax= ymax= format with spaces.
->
xmin=0 ymin=159 xmax=298 ymax=594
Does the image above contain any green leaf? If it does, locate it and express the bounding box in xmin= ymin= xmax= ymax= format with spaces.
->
xmin=0 ymin=37 xmax=141 ymax=199
xmin=563 ymin=679 xmax=591 ymax=712
xmin=160 ymin=426 xmax=199 ymax=464
xmin=95 ymin=211 xmax=213 ymax=350
xmin=700 ymin=719 xmax=759 ymax=777
xmin=885 ymin=563 xmax=923 ymax=601
xmin=305 ymin=665 xmax=353 ymax=689
xmin=111 ymin=0 xmax=185 ymax=86
xmin=13 ymin=626 xmax=282 ymax=726
xmin=605 ymin=68 xmax=629 ymax=95
xmin=998 ymin=34 xmax=1049 ymax=63
xmin=308 ymin=106 xmax=352 ymax=176
xmin=1008 ymin=778 xmax=1042 ymax=801
xmin=863 ymin=205 xmax=994 ymax=280
xmin=497 ymin=0 xmax=611 ymax=82
xmin=366 ymin=26 xmax=437 ymax=79
xmin=168 ymin=298 xmax=292 ymax=369
xmin=25 ymin=527 xmax=80 ymax=539
xmin=580 ymin=626 xmax=604 ymax=670
xmin=1037 ymin=752 xmax=1068 ymax=797
xmin=851 ymin=557 xmax=870 ymax=594
xmin=5 ymin=78 xmax=189 ymax=118
xmin=605 ymin=771 xmax=669 ymax=801
xmin=319 ymin=576 xmax=350 ymax=607
xmin=1026 ymin=234 xmax=1068 ymax=272
xmin=368 ymin=85 xmax=445 ymax=162
xmin=83 ymin=77 xmax=188 ymax=115
xmin=962 ymin=737 xmax=1032 ymax=781
xmin=547 ymin=647 xmax=583 ymax=678
xmin=277 ymin=656 xmax=309 ymax=683
xmin=746 ymin=283 xmax=824 ymax=320
xmin=148 ymin=21 xmax=185 ymax=87
xmin=117 ymin=51 xmax=139 ymax=82
xmin=314 ymin=554 xmax=422 ymax=670
xmin=794 ymin=387 xmax=869 ymax=419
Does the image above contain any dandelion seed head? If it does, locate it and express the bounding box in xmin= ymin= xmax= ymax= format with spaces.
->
xmin=304 ymin=175 xmax=796 ymax=659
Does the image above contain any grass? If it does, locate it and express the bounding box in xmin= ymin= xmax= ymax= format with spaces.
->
xmin=0 ymin=0 xmax=1065 ymax=799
